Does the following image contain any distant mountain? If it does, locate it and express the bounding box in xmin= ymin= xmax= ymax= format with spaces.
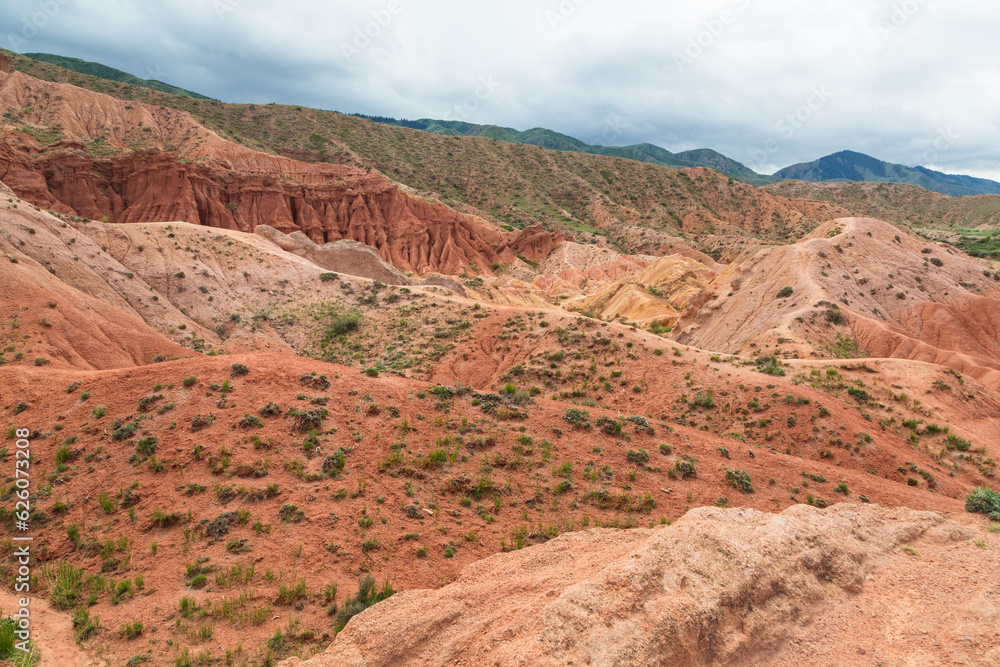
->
xmin=352 ymin=114 xmax=768 ymax=181
xmin=11 ymin=54 xmax=997 ymax=197
xmin=774 ymin=150 xmax=1000 ymax=197
xmin=674 ymin=149 xmax=776 ymax=186
xmin=359 ymin=118 xmax=1000 ymax=197
xmin=24 ymin=53 xmax=211 ymax=100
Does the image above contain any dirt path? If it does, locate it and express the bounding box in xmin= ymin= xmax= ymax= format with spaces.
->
xmin=0 ymin=592 xmax=96 ymax=667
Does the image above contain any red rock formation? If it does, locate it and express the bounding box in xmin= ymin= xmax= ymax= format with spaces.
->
xmin=0 ymin=70 xmax=571 ymax=276
xmin=0 ymin=53 xmax=9 ymax=73
xmin=508 ymin=224 xmax=571 ymax=262
xmin=0 ymin=143 xmax=532 ymax=275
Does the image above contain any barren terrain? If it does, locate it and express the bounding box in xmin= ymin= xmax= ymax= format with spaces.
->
xmin=0 ymin=58 xmax=997 ymax=667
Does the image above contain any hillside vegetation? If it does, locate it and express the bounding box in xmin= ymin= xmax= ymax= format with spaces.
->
xmin=24 ymin=52 xmax=212 ymax=99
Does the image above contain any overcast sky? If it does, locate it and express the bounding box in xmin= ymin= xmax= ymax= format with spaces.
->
xmin=3 ymin=0 xmax=998 ymax=179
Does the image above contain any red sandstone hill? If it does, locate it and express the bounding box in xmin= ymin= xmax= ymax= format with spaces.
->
xmin=0 ymin=61 xmax=998 ymax=667
xmin=283 ymin=504 xmax=999 ymax=667
xmin=0 ymin=70 xmax=566 ymax=276
xmin=675 ymin=217 xmax=1000 ymax=390
xmin=2 ymin=179 xmax=998 ymax=667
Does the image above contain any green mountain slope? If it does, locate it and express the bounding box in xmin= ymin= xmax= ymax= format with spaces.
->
xmin=7 ymin=49 xmax=1000 ymax=260
xmin=774 ymin=150 xmax=1000 ymax=197
xmin=352 ymin=115 xmax=760 ymax=177
xmin=9 ymin=53 xmax=998 ymax=197
xmin=23 ymin=52 xmax=212 ymax=100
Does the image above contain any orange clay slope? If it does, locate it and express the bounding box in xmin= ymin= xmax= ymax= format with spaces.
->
xmin=674 ymin=217 xmax=1000 ymax=390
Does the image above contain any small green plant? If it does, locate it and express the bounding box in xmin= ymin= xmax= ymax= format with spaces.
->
xmin=626 ymin=449 xmax=649 ymax=465
xmin=112 ymin=418 xmax=140 ymax=441
xmin=279 ymin=504 xmax=305 ymax=523
xmin=755 ymin=355 xmax=786 ymax=377
xmin=119 ymin=619 xmax=143 ymax=639
xmin=98 ymin=491 xmax=118 ymax=514
xmin=44 ymin=561 xmax=83 ymax=610
xmin=333 ymin=576 xmax=395 ymax=634
xmin=276 ymin=579 xmax=307 ymax=605
xmin=965 ymin=487 xmax=1000 ymax=520
xmin=673 ymin=459 xmax=697 ymax=479
xmin=725 ymin=469 xmax=754 ymax=494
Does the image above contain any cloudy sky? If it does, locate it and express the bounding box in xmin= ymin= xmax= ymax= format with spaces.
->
xmin=3 ymin=0 xmax=998 ymax=179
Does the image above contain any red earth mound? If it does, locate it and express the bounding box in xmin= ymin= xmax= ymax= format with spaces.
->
xmin=0 ymin=70 xmax=568 ymax=277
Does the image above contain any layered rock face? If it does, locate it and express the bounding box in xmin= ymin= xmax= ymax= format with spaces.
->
xmin=280 ymin=504 xmax=997 ymax=667
xmin=0 ymin=70 xmax=570 ymax=276
xmin=0 ymin=143 xmax=517 ymax=275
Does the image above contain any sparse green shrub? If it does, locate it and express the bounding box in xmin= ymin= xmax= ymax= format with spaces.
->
xmin=98 ymin=492 xmax=118 ymax=514
xmin=692 ymin=391 xmax=715 ymax=409
xmin=324 ymin=312 xmax=360 ymax=341
xmin=276 ymin=579 xmax=308 ymax=605
xmin=119 ymin=619 xmax=143 ymax=639
xmin=135 ymin=435 xmax=157 ymax=458
xmin=825 ymin=309 xmax=845 ymax=325
xmin=626 ymin=449 xmax=649 ymax=465
xmin=333 ymin=576 xmax=395 ymax=634
xmin=596 ymin=416 xmax=622 ymax=436
xmin=189 ymin=413 xmax=214 ymax=431
xmin=112 ymin=418 xmax=140 ymax=441
xmin=237 ymin=414 xmax=262 ymax=429
xmin=292 ymin=404 xmax=329 ymax=429
xmin=965 ymin=487 xmax=1000 ymax=520
xmin=564 ymin=408 xmax=591 ymax=429
xmin=755 ymin=355 xmax=785 ymax=377
xmin=323 ymin=449 xmax=347 ymax=476
xmin=259 ymin=402 xmax=281 ymax=417
xmin=725 ymin=469 xmax=754 ymax=494
xmin=673 ymin=459 xmax=697 ymax=479
xmin=278 ymin=504 xmax=305 ymax=523
xmin=44 ymin=562 xmax=83 ymax=610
